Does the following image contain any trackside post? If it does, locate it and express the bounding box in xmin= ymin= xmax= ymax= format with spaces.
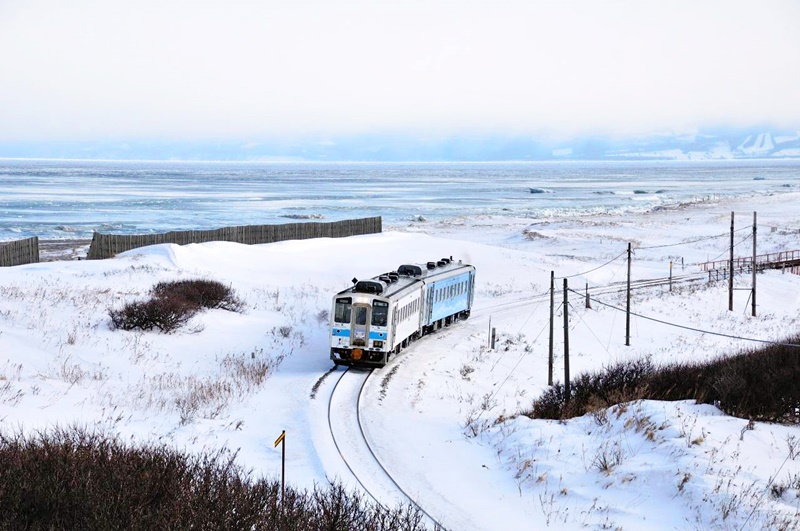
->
xmin=274 ymin=430 xmax=286 ymax=502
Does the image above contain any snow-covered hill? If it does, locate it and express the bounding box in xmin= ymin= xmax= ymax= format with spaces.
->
xmin=2 ymin=190 xmax=800 ymax=529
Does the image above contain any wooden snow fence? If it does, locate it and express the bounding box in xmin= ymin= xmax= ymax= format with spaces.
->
xmin=86 ymin=217 xmax=382 ymax=260
xmin=0 ymin=237 xmax=40 ymax=267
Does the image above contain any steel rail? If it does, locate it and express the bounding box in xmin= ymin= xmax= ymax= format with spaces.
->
xmin=327 ymin=368 xmax=446 ymax=529
xmin=326 ymin=368 xmax=384 ymax=507
xmin=355 ymin=370 xmax=446 ymax=530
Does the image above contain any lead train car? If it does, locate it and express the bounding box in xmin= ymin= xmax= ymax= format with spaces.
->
xmin=330 ymin=258 xmax=476 ymax=367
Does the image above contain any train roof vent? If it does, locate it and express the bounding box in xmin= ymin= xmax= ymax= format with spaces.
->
xmin=437 ymin=260 xmax=447 ymax=267
xmin=378 ymin=275 xmax=392 ymax=283
xmin=440 ymin=257 xmax=451 ymax=264
xmin=387 ymin=272 xmax=400 ymax=282
xmin=398 ymin=264 xmax=423 ymax=276
xmin=354 ymin=280 xmax=384 ymax=294
xmin=427 ymin=261 xmax=437 ymax=270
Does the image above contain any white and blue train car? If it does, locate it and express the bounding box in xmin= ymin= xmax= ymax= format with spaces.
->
xmin=330 ymin=258 xmax=475 ymax=367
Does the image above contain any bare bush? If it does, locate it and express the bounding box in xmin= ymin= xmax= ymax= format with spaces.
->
xmin=109 ymin=296 xmax=198 ymax=333
xmin=526 ymin=336 xmax=800 ymax=423
xmin=109 ymin=278 xmax=243 ymax=333
xmin=151 ymin=279 xmax=244 ymax=313
xmin=0 ymin=426 xmax=432 ymax=530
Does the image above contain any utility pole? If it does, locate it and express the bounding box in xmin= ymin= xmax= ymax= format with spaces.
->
xmin=563 ymin=278 xmax=570 ymax=401
xmin=548 ymin=271 xmax=554 ymax=386
xmin=729 ymin=211 xmax=734 ymax=311
xmin=752 ymin=212 xmax=757 ymax=317
xmin=625 ymin=242 xmax=632 ymax=346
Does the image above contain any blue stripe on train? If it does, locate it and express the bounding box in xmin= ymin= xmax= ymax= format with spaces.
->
xmin=331 ymin=329 xmax=387 ymax=340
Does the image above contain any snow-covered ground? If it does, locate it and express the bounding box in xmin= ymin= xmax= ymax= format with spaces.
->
xmin=2 ymin=191 xmax=800 ymax=529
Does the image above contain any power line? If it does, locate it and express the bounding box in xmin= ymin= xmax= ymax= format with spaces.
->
xmin=706 ymin=232 xmax=753 ymax=264
xmin=556 ymin=250 xmax=627 ymax=280
xmin=555 ymin=223 xmax=755 ymax=280
xmin=567 ymin=288 xmax=800 ymax=348
xmin=636 ymin=231 xmax=726 ymax=250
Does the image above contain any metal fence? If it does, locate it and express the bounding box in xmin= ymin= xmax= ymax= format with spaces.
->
xmin=0 ymin=237 xmax=40 ymax=267
xmin=87 ymin=217 xmax=383 ymax=260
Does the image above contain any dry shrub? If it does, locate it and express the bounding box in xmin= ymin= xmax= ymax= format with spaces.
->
xmin=527 ymin=335 xmax=800 ymax=423
xmin=109 ymin=296 xmax=198 ymax=333
xmin=152 ymin=279 xmax=243 ymax=313
xmin=0 ymin=426 xmax=432 ymax=530
xmin=109 ymin=279 xmax=243 ymax=333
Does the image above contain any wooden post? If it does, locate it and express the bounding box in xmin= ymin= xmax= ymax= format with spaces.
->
xmin=563 ymin=278 xmax=570 ymax=401
xmin=548 ymin=271 xmax=554 ymax=386
xmin=626 ymin=242 xmax=632 ymax=346
xmin=752 ymin=212 xmax=757 ymax=317
xmin=729 ymin=212 xmax=734 ymax=311
xmin=585 ymin=282 xmax=591 ymax=309
xmin=669 ymin=261 xmax=673 ymax=292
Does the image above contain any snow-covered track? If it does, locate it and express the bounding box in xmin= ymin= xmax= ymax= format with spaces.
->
xmin=327 ymin=367 xmax=446 ymax=530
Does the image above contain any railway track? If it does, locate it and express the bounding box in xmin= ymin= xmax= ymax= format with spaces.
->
xmin=326 ymin=368 xmax=446 ymax=530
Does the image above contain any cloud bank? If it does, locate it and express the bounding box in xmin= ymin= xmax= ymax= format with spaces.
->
xmin=1 ymin=0 xmax=798 ymax=143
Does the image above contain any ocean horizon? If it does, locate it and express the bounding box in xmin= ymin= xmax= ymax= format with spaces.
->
xmin=1 ymin=158 xmax=798 ymax=241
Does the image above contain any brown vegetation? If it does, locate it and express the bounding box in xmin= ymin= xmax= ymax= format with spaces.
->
xmin=0 ymin=426 xmax=430 ymax=530
xmin=109 ymin=279 xmax=243 ymax=333
xmin=527 ymin=336 xmax=800 ymax=423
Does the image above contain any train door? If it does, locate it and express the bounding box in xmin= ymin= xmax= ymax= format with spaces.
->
xmin=350 ymin=303 xmax=371 ymax=355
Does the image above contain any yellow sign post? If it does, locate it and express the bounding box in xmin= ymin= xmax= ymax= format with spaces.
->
xmin=274 ymin=430 xmax=286 ymax=502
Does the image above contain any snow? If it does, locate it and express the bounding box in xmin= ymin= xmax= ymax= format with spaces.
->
xmin=738 ymin=133 xmax=776 ymax=155
xmin=2 ymin=191 xmax=800 ymax=529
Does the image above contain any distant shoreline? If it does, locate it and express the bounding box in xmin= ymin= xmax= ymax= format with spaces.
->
xmin=39 ymin=239 xmax=92 ymax=262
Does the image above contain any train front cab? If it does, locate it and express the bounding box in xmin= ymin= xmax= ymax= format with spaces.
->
xmin=330 ymin=295 xmax=390 ymax=367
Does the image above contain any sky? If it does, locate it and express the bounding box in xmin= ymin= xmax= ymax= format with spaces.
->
xmin=1 ymin=0 xmax=799 ymax=148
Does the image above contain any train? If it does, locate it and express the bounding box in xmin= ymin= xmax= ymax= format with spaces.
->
xmin=330 ymin=257 xmax=476 ymax=367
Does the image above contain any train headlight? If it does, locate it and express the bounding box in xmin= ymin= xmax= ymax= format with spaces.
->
xmin=373 ymin=340 xmax=384 ymax=349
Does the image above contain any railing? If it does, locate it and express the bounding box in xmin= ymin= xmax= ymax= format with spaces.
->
xmin=700 ymin=249 xmax=800 ymax=273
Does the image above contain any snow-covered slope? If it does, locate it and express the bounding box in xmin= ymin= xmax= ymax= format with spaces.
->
xmin=2 ymin=191 xmax=800 ymax=529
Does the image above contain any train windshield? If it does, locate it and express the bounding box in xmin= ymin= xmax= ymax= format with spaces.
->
xmin=355 ymin=306 xmax=368 ymax=325
xmin=371 ymin=300 xmax=388 ymax=326
xmin=334 ymin=297 xmax=352 ymax=323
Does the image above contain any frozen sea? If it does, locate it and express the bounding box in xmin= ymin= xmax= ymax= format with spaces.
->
xmin=1 ymin=158 xmax=799 ymax=241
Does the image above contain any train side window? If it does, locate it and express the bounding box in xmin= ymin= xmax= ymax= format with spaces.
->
xmin=334 ymin=297 xmax=352 ymax=323
xmin=372 ymin=301 xmax=388 ymax=327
